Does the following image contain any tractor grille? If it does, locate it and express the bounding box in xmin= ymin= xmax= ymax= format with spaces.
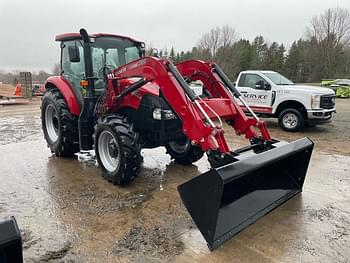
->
xmin=320 ymin=95 xmax=335 ymax=109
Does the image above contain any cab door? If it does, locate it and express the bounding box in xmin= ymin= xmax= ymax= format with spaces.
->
xmin=61 ymin=40 xmax=85 ymax=91
xmin=236 ymin=73 xmax=273 ymax=114
xmin=61 ymin=40 xmax=86 ymax=101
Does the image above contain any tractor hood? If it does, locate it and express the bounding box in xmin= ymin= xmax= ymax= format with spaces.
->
xmin=278 ymin=85 xmax=335 ymax=95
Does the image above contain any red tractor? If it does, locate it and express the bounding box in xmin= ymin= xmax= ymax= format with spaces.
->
xmin=42 ymin=29 xmax=313 ymax=250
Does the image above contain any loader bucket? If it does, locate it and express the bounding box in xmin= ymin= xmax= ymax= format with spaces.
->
xmin=178 ymin=137 xmax=313 ymax=250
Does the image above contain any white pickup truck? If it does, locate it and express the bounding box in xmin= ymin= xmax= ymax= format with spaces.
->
xmin=234 ymin=70 xmax=336 ymax=131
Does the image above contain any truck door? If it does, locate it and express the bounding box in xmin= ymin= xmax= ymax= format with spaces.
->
xmin=236 ymin=73 xmax=273 ymax=114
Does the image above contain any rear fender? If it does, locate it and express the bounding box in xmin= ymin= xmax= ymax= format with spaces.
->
xmin=45 ymin=76 xmax=81 ymax=116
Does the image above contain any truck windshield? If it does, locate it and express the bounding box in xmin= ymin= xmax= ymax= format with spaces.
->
xmin=262 ymin=72 xmax=294 ymax=85
xmin=91 ymin=37 xmax=142 ymax=77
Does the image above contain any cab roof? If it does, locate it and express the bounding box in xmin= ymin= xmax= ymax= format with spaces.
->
xmin=55 ymin=33 xmax=142 ymax=44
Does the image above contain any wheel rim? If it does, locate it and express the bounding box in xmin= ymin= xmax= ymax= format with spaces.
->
xmin=168 ymin=139 xmax=190 ymax=154
xmin=98 ymin=130 xmax=120 ymax=172
xmin=45 ymin=104 xmax=59 ymax=142
xmin=282 ymin=112 xmax=298 ymax=129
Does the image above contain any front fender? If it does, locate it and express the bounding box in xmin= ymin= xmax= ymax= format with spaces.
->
xmin=45 ymin=76 xmax=81 ymax=116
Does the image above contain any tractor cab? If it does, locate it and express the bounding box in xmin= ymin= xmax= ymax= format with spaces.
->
xmin=56 ymin=33 xmax=145 ymax=104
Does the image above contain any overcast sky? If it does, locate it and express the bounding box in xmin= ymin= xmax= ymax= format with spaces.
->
xmin=1 ymin=0 xmax=349 ymax=72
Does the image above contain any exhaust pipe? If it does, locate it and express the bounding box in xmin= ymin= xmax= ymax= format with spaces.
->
xmin=78 ymin=28 xmax=97 ymax=151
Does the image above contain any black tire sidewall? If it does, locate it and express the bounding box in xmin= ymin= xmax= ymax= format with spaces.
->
xmin=166 ymin=139 xmax=192 ymax=159
xmin=278 ymin=108 xmax=304 ymax=132
xmin=166 ymin=139 xmax=204 ymax=165
xmin=94 ymin=115 xmax=141 ymax=185
xmin=94 ymin=124 xmax=126 ymax=184
xmin=41 ymin=92 xmax=63 ymax=152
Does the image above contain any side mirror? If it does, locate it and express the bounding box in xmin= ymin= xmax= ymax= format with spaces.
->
xmin=255 ymin=80 xmax=265 ymax=89
xmin=150 ymin=48 xmax=160 ymax=58
xmin=256 ymin=80 xmax=271 ymax=90
xmin=68 ymin=46 xmax=80 ymax=63
xmin=140 ymin=42 xmax=146 ymax=57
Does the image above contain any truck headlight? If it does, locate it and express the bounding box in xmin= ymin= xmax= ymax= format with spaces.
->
xmin=152 ymin=108 xmax=176 ymax=120
xmin=311 ymin=95 xmax=321 ymax=109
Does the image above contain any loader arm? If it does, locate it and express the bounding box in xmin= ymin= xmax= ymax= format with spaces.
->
xmin=112 ymin=57 xmax=273 ymax=156
xmin=176 ymin=60 xmax=272 ymax=141
xmin=112 ymin=57 xmax=236 ymax=153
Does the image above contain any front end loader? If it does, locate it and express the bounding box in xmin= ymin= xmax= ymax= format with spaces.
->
xmin=42 ymin=29 xmax=313 ymax=250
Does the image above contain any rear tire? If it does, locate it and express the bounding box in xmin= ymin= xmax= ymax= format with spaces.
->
xmin=94 ymin=114 xmax=142 ymax=185
xmin=41 ymin=89 xmax=79 ymax=157
xmin=278 ymin=108 xmax=305 ymax=132
xmin=166 ymin=138 xmax=204 ymax=165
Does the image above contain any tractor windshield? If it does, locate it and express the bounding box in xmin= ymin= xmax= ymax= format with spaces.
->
xmin=91 ymin=37 xmax=142 ymax=78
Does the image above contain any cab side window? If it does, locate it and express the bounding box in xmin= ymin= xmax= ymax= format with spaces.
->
xmin=61 ymin=41 xmax=85 ymax=81
xmin=238 ymin=74 xmax=267 ymax=89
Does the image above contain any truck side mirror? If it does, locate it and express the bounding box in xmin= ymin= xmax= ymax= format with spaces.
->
xmin=255 ymin=80 xmax=265 ymax=89
xmin=256 ymin=80 xmax=271 ymax=90
xmin=68 ymin=45 xmax=80 ymax=63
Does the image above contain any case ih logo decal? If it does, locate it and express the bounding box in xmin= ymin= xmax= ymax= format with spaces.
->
xmin=115 ymin=59 xmax=146 ymax=76
xmin=115 ymin=67 xmax=127 ymax=75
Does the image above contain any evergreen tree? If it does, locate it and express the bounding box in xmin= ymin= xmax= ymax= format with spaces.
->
xmin=250 ymin=36 xmax=268 ymax=69
xmin=170 ymin=47 xmax=175 ymax=60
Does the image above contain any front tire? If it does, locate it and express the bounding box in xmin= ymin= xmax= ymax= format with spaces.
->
xmin=41 ymin=89 xmax=79 ymax=157
xmin=166 ymin=138 xmax=204 ymax=165
xmin=278 ymin=108 xmax=305 ymax=132
xmin=94 ymin=115 xmax=142 ymax=185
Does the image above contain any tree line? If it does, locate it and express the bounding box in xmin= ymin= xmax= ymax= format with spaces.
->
xmin=0 ymin=70 xmax=52 ymax=85
xmin=169 ymin=7 xmax=350 ymax=83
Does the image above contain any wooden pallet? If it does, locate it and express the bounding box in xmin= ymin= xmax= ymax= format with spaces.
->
xmin=0 ymin=83 xmax=17 ymax=98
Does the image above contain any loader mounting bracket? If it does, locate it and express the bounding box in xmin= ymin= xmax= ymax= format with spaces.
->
xmin=207 ymin=150 xmax=238 ymax=168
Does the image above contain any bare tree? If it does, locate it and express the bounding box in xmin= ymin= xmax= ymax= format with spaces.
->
xmin=306 ymin=7 xmax=350 ymax=77
xmin=308 ymin=7 xmax=350 ymax=47
xmin=198 ymin=27 xmax=220 ymax=58
xmin=198 ymin=25 xmax=236 ymax=58
xmin=221 ymin=24 xmax=236 ymax=48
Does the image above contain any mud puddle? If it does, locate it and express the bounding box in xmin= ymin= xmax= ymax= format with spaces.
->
xmin=0 ymin=115 xmax=42 ymax=145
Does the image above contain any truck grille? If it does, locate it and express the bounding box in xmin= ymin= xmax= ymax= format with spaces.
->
xmin=320 ymin=95 xmax=335 ymax=109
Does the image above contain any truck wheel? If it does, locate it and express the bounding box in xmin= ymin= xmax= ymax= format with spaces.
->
xmin=94 ymin=115 xmax=142 ymax=185
xmin=166 ymin=138 xmax=204 ymax=165
xmin=278 ymin=108 xmax=305 ymax=132
xmin=41 ymin=89 xmax=79 ymax=157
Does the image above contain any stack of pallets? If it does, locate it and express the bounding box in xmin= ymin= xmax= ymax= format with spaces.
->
xmin=0 ymin=83 xmax=17 ymax=98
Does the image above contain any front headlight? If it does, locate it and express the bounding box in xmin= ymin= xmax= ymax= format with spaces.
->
xmin=152 ymin=108 xmax=176 ymax=120
xmin=311 ymin=94 xmax=321 ymax=109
